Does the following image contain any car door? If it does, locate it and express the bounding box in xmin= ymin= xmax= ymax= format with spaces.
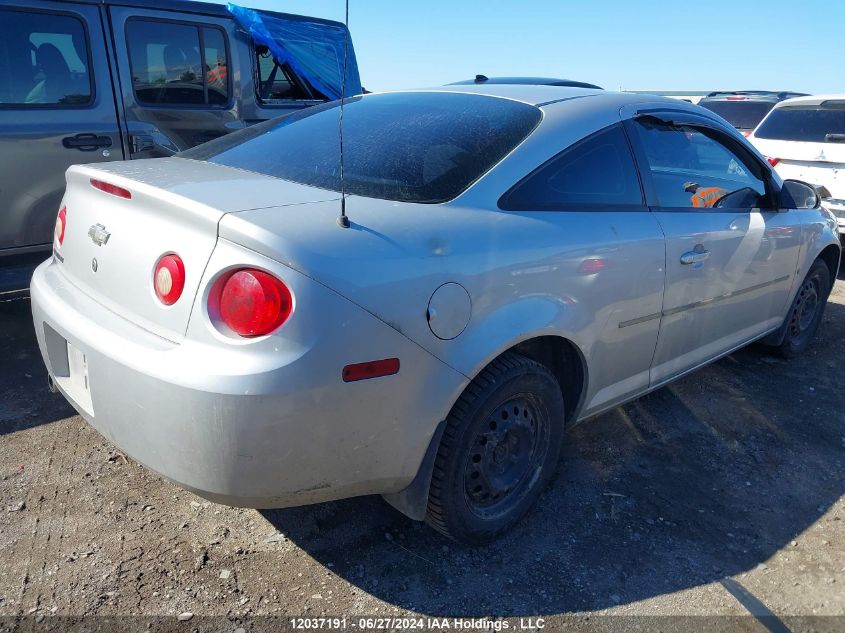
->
xmin=625 ymin=109 xmax=802 ymax=384
xmin=498 ymin=122 xmax=667 ymax=415
xmin=0 ymin=1 xmax=122 ymax=253
xmin=108 ymin=5 xmax=242 ymax=158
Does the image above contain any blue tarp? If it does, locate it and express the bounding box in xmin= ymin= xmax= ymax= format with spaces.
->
xmin=227 ymin=3 xmax=361 ymax=101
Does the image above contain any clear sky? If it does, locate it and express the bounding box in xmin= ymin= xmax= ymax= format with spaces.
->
xmin=212 ymin=0 xmax=844 ymax=94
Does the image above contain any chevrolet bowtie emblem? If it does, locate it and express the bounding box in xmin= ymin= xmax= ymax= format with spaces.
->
xmin=88 ymin=223 xmax=111 ymax=246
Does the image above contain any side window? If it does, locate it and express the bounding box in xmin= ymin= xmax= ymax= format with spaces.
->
xmin=0 ymin=9 xmax=93 ymax=106
xmin=203 ymin=28 xmax=229 ymax=105
xmin=500 ymin=124 xmax=643 ymax=210
xmin=126 ymin=20 xmax=229 ymax=107
xmin=255 ymin=46 xmax=311 ymax=103
xmin=633 ymin=118 xmax=769 ymax=209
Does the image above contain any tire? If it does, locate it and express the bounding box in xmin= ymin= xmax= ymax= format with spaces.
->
xmin=776 ymin=259 xmax=831 ymax=357
xmin=425 ymin=351 xmax=565 ymax=544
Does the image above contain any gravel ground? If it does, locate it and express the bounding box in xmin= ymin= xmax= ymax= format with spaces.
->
xmin=0 ymin=269 xmax=843 ymax=631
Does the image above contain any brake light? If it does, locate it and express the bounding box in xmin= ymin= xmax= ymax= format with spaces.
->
xmin=725 ymin=96 xmax=747 ymax=100
xmin=54 ymin=206 xmax=67 ymax=246
xmin=766 ymin=157 xmax=781 ymax=167
xmin=90 ymin=178 xmax=132 ymax=199
xmin=153 ymin=254 xmax=185 ymax=305
xmin=217 ymin=269 xmax=293 ymax=337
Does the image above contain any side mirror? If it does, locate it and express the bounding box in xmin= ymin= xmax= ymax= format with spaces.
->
xmin=714 ymin=186 xmax=762 ymax=209
xmin=780 ymin=180 xmax=820 ymax=210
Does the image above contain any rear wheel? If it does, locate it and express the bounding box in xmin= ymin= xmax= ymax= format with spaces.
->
xmin=776 ymin=259 xmax=831 ymax=357
xmin=425 ymin=352 xmax=564 ymax=544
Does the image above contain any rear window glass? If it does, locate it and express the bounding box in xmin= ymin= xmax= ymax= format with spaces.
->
xmin=698 ymin=101 xmax=774 ymax=130
xmin=755 ymin=104 xmax=845 ymax=142
xmin=181 ymin=92 xmax=542 ymax=203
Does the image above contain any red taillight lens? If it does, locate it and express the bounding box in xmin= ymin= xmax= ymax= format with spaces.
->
xmin=218 ymin=269 xmax=293 ymax=337
xmin=154 ymin=254 xmax=185 ymax=305
xmin=342 ymin=358 xmax=400 ymax=382
xmin=766 ymin=156 xmax=781 ymax=167
xmin=54 ymin=206 xmax=67 ymax=246
xmin=90 ymin=178 xmax=132 ymax=199
xmin=578 ymin=257 xmax=607 ymax=274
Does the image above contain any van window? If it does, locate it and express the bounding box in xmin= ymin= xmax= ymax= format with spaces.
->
xmin=500 ymin=124 xmax=643 ymax=210
xmin=255 ymin=47 xmax=312 ymax=103
xmin=634 ymin=118 xmax=769 ymax=209
xmin=126 ymin=20 xmax=229 ymax=107
xmin=0 ymin=9 xmax=92 ymax=106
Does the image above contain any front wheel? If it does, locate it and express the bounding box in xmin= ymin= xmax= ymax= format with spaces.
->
xmin=776 ymin=259 xmax=831 ymax=357
xmin=425 ymin=352 xmax=564 ymax=544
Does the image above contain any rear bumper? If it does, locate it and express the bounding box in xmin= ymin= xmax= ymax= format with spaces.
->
xmin=30 ymin=258 xmax=465 ymax=508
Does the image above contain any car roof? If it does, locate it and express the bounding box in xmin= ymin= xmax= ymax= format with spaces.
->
xmin=45 ymin=0 xmax=346 ymax=27
xmin=771 ymin=93 xmax=845 ymax=108
xmin=700 ymin=91 xmax=809 ymax=102
xmin=449 ymin=76 xmax=603 ymax=90
xmin=409 ymin=84 xmax=684 ymax=110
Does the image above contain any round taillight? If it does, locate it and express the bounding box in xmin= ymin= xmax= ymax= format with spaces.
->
xmin=154 ymin=254 xmax=185 ymax=305
xmin=55 ymin=207 xmax=67 ymax=246
xmin=218 ymin=269 xmax=293 ymax=337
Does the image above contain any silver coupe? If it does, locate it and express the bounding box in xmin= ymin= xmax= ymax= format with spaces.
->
xmin=31 ymin=85 xmax=841 ymax=543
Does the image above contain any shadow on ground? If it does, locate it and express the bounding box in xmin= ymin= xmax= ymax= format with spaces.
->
xmin=261 ymin=298 xmax=845 ymax=616
xmin=0 ymin=299 xmax=72 ymax=434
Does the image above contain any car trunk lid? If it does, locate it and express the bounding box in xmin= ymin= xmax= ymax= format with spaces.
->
xmin=53 ymin=158 xmax=338 ymax=342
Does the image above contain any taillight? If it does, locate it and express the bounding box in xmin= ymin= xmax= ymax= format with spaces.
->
xmin=217 ymin=269 xmax=293 ymax=337
xmin=153 ymin=254 xmax=185 ymax=305
xmin=578 ymin=257 xmax=607 ymax=274
xmin=742 ymin=131 xmax=751 ymax=137
xmin=766 ymin=156 xmax=781 ymax=167
xmin=90 ymin=178 xmax=132 ymax=199
xmin=54 ymin=206 xmax=67 ymax=246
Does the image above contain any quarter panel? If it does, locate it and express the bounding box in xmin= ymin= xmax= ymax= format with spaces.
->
xmin=223 ymin=198 xmax=667 ymax=421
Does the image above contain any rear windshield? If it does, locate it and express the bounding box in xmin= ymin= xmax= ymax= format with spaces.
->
xmin=698 ymin=101 xmax=774 ymax=130
xmin=182 ymin=92 xmax=542 ymax=203
xmin=755 ymin=104 xmax=845 ymax=142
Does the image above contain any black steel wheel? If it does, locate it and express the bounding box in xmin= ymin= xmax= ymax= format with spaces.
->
xmin=426 ymin=352 xmax=565 ymax=543
xmin=777 ymin=259 xmax=831 ymax=357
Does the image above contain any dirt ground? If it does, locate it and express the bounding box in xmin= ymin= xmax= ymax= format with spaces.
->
xmin=0 ymin=269 xmax=843 ymax=631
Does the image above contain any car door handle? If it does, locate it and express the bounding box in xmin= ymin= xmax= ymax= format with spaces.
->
xmin=62 ymin=133 xmax=112 ymax=151
xmin=680 ymin=249 xmax=711 ymax=265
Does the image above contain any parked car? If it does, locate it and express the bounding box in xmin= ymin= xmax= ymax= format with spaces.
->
xmin=450 ymin=74 xmax=602 ymax=89
xmin=31 ymin=86 xmax=840 ymax=543
xmin=698 ymin=91 xmax=808 ymax=136
xmin=0 ymin=0 xmax=361 ymax=298
xmin=749 ymin=94 xmax=845 ymax=240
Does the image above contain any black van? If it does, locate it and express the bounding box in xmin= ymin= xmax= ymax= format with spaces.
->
xmin=0 ymin=0 xmax=360 ymax=297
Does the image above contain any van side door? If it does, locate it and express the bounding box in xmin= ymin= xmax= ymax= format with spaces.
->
xmin=0 ymin=1 xmax=122 ymax=254
xmin=107 ymin=5 xmax=241 ymax=158
xmin=625 ymin=110 xmax=801 ymax=384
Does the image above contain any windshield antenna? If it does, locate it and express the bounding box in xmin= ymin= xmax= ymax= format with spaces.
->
xmin=337 ymin=0 xmax=351 ymax=228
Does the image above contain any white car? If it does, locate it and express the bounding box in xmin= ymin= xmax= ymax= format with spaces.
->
xmin=749 ymin=94 xmax=845 ymax=237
